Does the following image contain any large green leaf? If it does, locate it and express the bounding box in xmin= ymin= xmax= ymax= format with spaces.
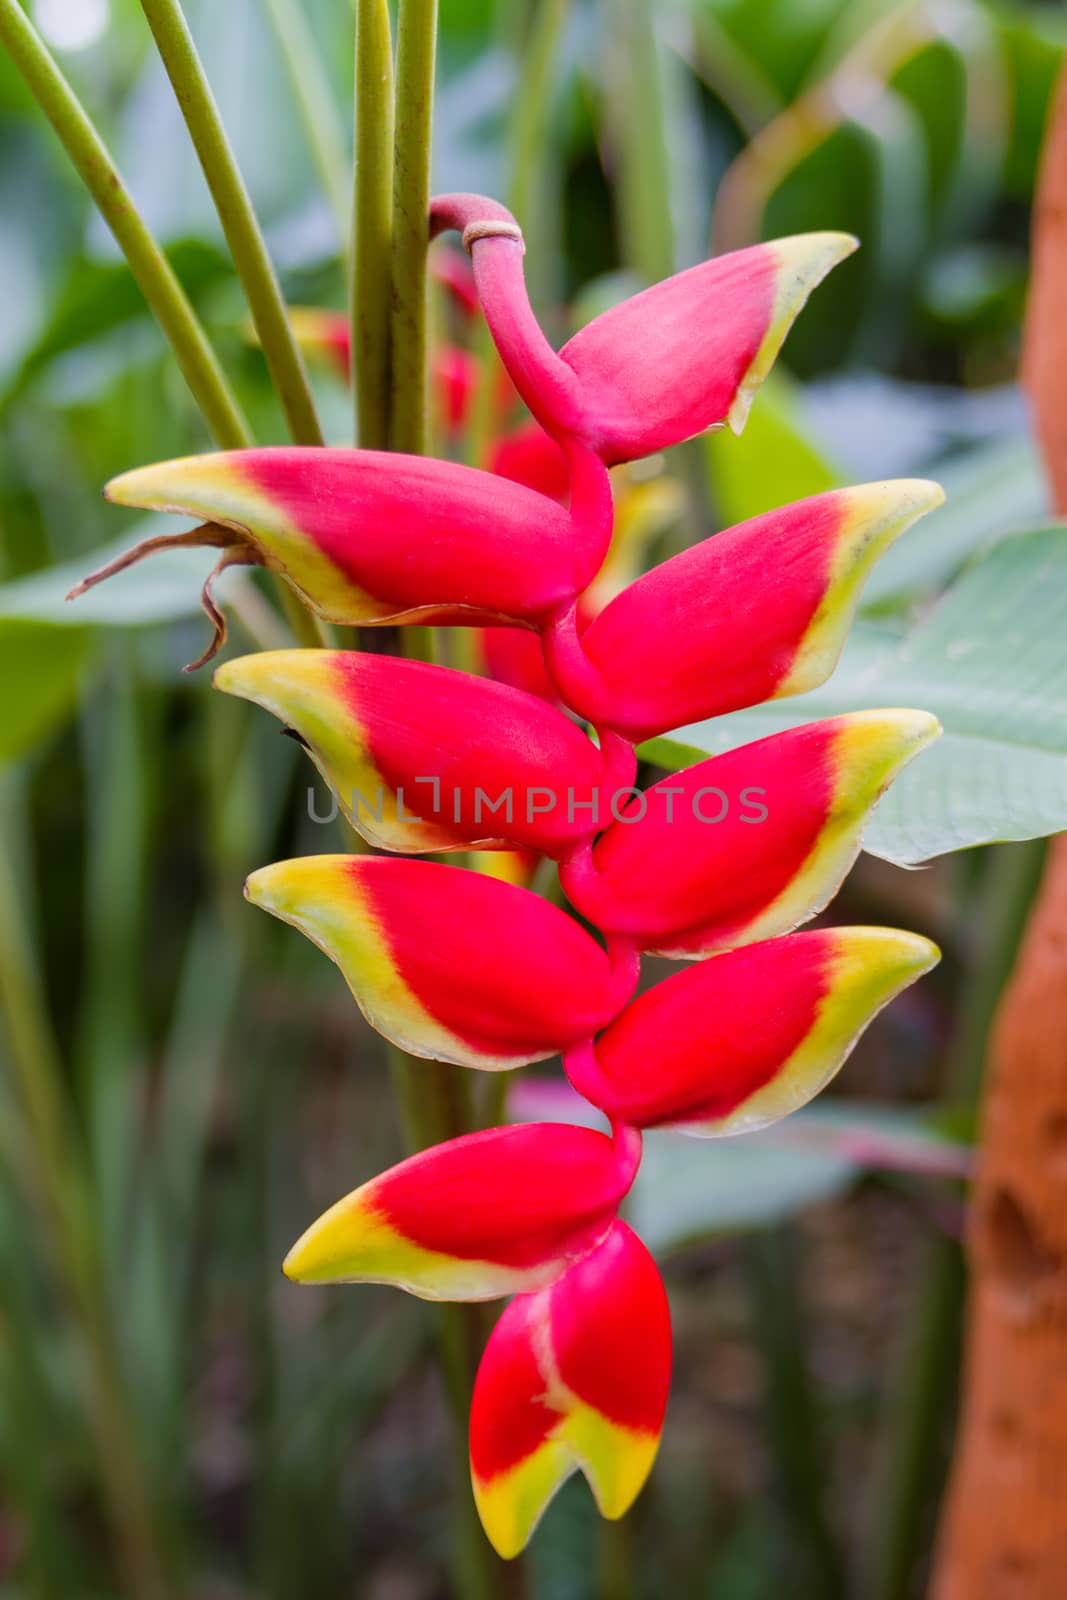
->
xmin=0 ymin=619 xmax=93 ymax=765
xmin=2 ymin=241 xmax=233 ymax=408
xmin=862 ymin=434 xmax=1048 ymax=609
xmin=643 ymin=526 xmax=1067 ymax=865
xmin=629 ymin=1102 xmax=968 ymax=1252
xmin=630 ymin=1130 xmax=855 ymax=1251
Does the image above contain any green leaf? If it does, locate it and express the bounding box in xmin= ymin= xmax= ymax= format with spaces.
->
xmin=0 ymin=524 xmax=219 ymax=627
xmin=2 ymin=241 xmax=233 ymax=408
xmin=770 ymin=1101 xmax=971 ymax=1179
xmin=629 ymin=1100 xmax=968 ymax=1252
xmin=862 ymin=434 xmax=1049 ymax=610
xmin=644 ymin=526 xmax=1067 ymax=865
xmin=0 ymin=619 xmax=92 ymax=765
xmin=629 ymin=1129 xmax=856 ymax=1251
xmin=706 ymin=371 xmax=843 ymax=526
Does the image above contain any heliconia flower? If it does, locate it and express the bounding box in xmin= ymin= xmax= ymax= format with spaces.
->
xmin=245 ymin=856 xmax=635 ymax=1069
xmin=470 ymin=1220 xmax=670 ymax=1558
xmin=543 ymin=479 xmax=944 ymax=742
xmin=282 ymin=1120 xmax=642 ymax=1300
xmin=561 ymin=711 xmax=941 ymax=956
xmin=213 ymin=649 xmax=631 ymax=856
xmin=433 ymin=343 xmax=482 ymax=431
xmin=68 ymin=444 xmax=613 ymax=664
xmin=555 ymin=235 xmax=858 ymax=461
xmin=284 ymin=307 xmax=353 ymax=379
xmin=429 ymin=194 xmax=855 ymax=462
xmin=563 ymin=927 xmax=939 ymax=1135
xmin=431 ymin=242 xmax=480 ymax=316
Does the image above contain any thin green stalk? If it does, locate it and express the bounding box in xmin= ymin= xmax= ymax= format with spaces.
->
xmin=866 ymin=840 xmax=1047 ymax=1600
xmin=0 ymin=829 xmax=175 ymax=1600
xmin=137 ymin=0 xmax=324 ymax=448
xmin=390 ymin=0 xmax=438 ymax=453
xmin=261 ymin=0 xmax=350 ymax=245
xmin=388 ymin=1045 xmax=506 ymax=1599
xmin=615 ymin=0 xmax=675 ymax=284
xmin=77 ymin=647 xmax=151 ymax=1260
xmin=746 ymin=1226 xmax=844 ymax=1598
xmin=353 ymin=0 xmax=395 ymax=448
xmin=463 ymin=0 xmax=569 ymax=470
xmin=510 ymin=0 xmax=568 ymax=222
xmin=0 ymin=0 xmax=249 ymax=451
xmin=380 ymin=11 xmax=502 ymax=1587
xmin=611 ymin=0 xmax=709 ymax=530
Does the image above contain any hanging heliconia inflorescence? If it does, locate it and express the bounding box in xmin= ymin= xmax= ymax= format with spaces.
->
xmin=72 ymin=194 xmax=943 ymax=1557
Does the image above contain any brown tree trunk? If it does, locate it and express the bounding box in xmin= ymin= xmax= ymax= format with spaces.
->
xmin=930 ymin=66 xmax=1067 ymax=1600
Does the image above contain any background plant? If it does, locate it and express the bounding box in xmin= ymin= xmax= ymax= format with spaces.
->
xmin=0 ymin=1 xmax=1064 ymax=1597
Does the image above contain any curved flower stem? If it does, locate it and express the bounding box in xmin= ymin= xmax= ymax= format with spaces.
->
xmin=0 ymin=827 xmax=175 ymax=1600
xmin=0 ymin=0 xmax=249 ymax=451
xmin=138 ymin=0 xmax=325 ymax=449
xmin=353 ymin=0 xmax=395 ymax=449
xmin=390 ymin=0 xmax=438 ymax=453
xmin=260 ymin=0 xmax=350 ymax=246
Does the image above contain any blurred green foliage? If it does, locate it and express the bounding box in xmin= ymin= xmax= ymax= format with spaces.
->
xmin=0 ymin=0 xmax=1064 ymax=1596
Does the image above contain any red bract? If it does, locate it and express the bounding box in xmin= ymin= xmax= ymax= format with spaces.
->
xmin=488 ymin=419 xmax=570 ymax=501
xmin=282 ymin=1120 xmax=642 ymax=1300
xmin=431 ymin=192 xmax=855 ymax=462
xmin=82 ymin=189 xmax=943 ymax=1556
xmin=214 ymin=649 xmax=633 ymax=856
xmin=563 ymin=928 xmax=938 ymax=1134
xmin=543 ymin=479 xmax=943 ymax=742
xmin=71 ymin=443 xmax=612 ymax=664
xmin=245 ymin=855 xmax=635 ymax=1069
xmin=470 ymin=1221 xmax=670 ymax=1557
xmin=562 ymin=711 xmax=940 ymax=955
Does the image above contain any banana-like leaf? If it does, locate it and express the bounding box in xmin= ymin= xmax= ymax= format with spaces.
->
xmin=0 ymin=619 xmax=93 ymax=765
xmin=644 ymin=527 xmax=1067 ymax=865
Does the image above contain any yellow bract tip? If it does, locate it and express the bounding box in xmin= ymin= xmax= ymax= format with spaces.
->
xmin=104 ymin=453 xmax=246 ymax=516
xmin=728 ymin=232 xmax=859 ymax=435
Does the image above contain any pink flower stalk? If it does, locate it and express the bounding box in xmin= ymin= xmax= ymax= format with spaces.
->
xmin=74 ymin=193 xmax=943 ymax=1555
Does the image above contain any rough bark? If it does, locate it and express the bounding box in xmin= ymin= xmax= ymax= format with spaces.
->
xmin=930 ymin=66 xmax=1067 ymax=1600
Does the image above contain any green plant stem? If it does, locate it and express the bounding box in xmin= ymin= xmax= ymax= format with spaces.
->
xmin=866 ymin=840 xmax=1047 ymax=1600
xmin=0 ymin=0 xmax=249 ymax=452
xmin=460 ymin=0 xmax=569 ymax=470
xmin=615 ymin=0 xmax=675 ymax=284
xmin=137 ymin=0 xmax=324 ymax=448
xmin=389 ymin=0 xmax=438 ymax=453
xmin=746 ymin=1225 xmax=844 ymax=1598
xmin=260 ymin=0 xmax=350 ymax=246
xmin=509 ymin=0 xmax=569 ymax=227
xmin=0 ymin=830 xmax=175 ymax=1600
xmin=353 ymin=0 xmax=395 ymax=449
xmin=380 ymin=11 xmax=501 ymax=1587
xmin=388 ymin=1045 xmax=505 ymax=1599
